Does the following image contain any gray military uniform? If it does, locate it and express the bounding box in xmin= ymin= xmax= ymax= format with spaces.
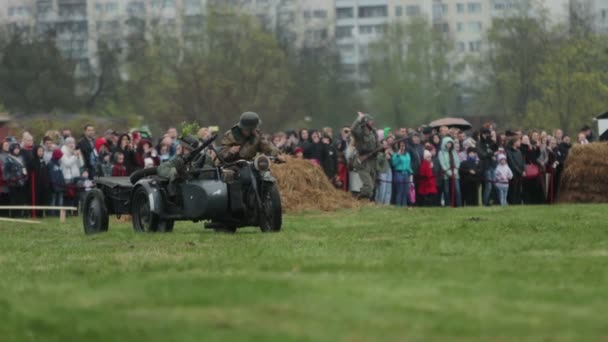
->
xmin=350 ymin=116 xmax=380 ymax=199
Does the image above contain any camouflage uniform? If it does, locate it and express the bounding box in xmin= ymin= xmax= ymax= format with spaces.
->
xmin=157 ymin=155 xmax=186 ymax=182
xmin=350 ymin=116 xmax=380 ymax=199
xmin=219 ymin=125 xmax=279 ymax=162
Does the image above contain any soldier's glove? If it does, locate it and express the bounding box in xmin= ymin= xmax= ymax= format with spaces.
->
xmin=223 ymin=169 xmax=236 ymax=184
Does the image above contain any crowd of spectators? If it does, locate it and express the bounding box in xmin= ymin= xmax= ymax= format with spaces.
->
xmin=0 ymin=120 xmax=596 ymax=218
xmin=268 ymin=123 xmax=593 ymax=208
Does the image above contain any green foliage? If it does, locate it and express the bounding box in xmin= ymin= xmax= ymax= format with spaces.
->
xmin=1 ymin=205 xmax=608 ymax=340
xmin=470 ymin=2 xmax=552 ymax=125
xmin=179 ymin=120 xmax=201 ymax=137
xmin=526 ymin=35 xmax=608 ymax=134
xmin=0 ymin=33 xmax=79 ymax=113
xmin=368 ymin=18 xmax=461 ymax=127
xmin=115 ymin=8 xmax=293 ymax=132
xmin=280 ymin=46 xmax=363 ymax=130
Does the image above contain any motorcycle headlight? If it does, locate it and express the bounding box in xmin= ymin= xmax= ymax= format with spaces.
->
xmin=254 ymin=155 xmax=271 ymax=172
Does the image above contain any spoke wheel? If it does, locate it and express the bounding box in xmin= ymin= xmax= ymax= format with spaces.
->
xmin=259 ymin=184 xmax=282 ymax=233
xmin=82 ymin=189 xmax=109 ymax=235
xmin=132 ymin=187 xmax=159 ymax=233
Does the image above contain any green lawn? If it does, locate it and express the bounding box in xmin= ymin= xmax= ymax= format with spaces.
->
xmin=0 ymin=205 xmax=607 ymax=341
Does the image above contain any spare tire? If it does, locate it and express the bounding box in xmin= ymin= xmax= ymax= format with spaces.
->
xmin=129 ymin=167 xmax=158 ymax=184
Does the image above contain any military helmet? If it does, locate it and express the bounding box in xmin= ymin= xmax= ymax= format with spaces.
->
xmin=238 ymin=112 xmax=261 ymax=130
xmin=179 ymin=134 xmax=201 ymax=151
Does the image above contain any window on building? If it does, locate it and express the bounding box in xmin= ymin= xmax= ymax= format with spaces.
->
xmin=9 ymin=6 xmax=33 ymax=17
xmin=338 ymin=44 xmax=355 ymax=53
xmin=151 ymin=0 xmax=175 ymax=9
xmin=336 ymin=25 xmax=353 ymax=38
xmin=396 ymin=5 xmax=403 ymax=17
xmin=359 ymin=25 xmax=373 ymax=34
xmin=359 ymin=25 xmax=385 ymax=35
xmin=432 ymin=3 xmax=447 ymax=19
xmin=127 ymin=1 xmax=145 ymax=16
xmin=359 ymin=5 xmax=387 ymax=18
xmin=602 ymin=9 xmax=607 ymax=21
xmin=37 ymin=2 xmax=52 ymax=15
xmin=185 ymin=0 xmax=200 ymax=10
xmin=306 ymin=29 xmax=328 ymax=40
xmin=59 ymin=4 xmax=86 ymax=18
xmin=456 ymin=3 xmax=465 ymax=13
xmin=458 ymin=41 xmax=465 ymax=52
xmin=468 ymin=21 xmax=482 ymax=32
xmin=279 ymin=11 xmax=295 ymax=23
xmin=434 ymin=23 xmax=448 ymax=33
xmin=457 ymin=22 xmax=464 ymax=32
xmin=303 ymin=10 xmax=311 ymax=19
xmin=469 ymin=40 xmax=481 ymax=51
xmin=406 ymin=5 xmax=420 ymax=17
xmin=313 ymin=10 xmax=327 ymax=18
xmin=468 ymin=2 xmax=482 ymax=13
xmin=337 ymin=7 xmax=353 ymax=19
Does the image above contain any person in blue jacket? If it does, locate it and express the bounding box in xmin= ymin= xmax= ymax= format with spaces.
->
xmin=391 ymin=141 xmax=413 ymax=207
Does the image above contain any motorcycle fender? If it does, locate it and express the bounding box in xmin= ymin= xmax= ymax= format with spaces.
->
xmin=261 ymin=171 xmax=276 ymax=183
xmin=133 ymin=181 xmax=164 ymax=215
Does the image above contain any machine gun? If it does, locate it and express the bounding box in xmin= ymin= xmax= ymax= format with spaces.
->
xmin=357 ymin=136 xmax=409 ymax=163
xmin=187 ymin=134 xmax=218 ymax=167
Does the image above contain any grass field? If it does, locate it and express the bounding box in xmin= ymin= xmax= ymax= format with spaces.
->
xmin=0 ymin=204 xmax=607 ymax=341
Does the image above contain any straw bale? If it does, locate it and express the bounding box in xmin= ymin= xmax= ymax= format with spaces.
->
xmin=272 ymin=157 xmax=366 ymax=212
xmin=559 ymin=143 xmax=608 ymax=203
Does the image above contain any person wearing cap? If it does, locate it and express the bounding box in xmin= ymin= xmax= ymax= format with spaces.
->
xmin=459 ymin=147 xmax=481 ymax=206
xmin=219 ymin=112 xmax=280 ymax=163
xmin=350 ymin=111 xmax=381 ymax=200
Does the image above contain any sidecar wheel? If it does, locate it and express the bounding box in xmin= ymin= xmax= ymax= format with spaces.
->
xmin=83 ymin=189 xmax=109 ymax=235
xmin=132 ymin=187 xmax=160 ymax=233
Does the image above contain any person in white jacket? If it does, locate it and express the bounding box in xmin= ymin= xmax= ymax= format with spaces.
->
xmin=60 ymin=137 xmax=84 ymax=183
xmin=494 ymin=153 xmax=513 ymax=206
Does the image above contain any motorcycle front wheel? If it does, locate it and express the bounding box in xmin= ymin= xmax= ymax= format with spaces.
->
xmin=258 ymin=184 xmax=282 ymax=232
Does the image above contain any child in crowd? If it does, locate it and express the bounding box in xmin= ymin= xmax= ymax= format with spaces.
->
xmin=294 ymin=147 xmax=304 ymax=160
xmin=95 ymin=150 xmax=113 ymax=177
xmin=112 ymin=152 xmax=127 ymax=177
xmin=494 ymin=154 xmax=513 ymax=206
xmin=459 ymin=147 xmax=481 ymax=206
xmin=417 ymin=149 xmax=437 ymax=206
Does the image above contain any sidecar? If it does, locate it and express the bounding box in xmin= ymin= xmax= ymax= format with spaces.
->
xmin=82 ymin=168 xmax=230 ymax=234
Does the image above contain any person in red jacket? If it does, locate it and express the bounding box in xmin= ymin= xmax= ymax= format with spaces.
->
xmin=111 ymin=152 xmax=127 ymax=177
xmin=417 ymin=149 xmax=438 ymax=206
xmin=134 ymin=139 xmax=160 ymax=169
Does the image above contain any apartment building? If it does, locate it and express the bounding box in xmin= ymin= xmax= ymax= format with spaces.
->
xmin=0 ymin=0 xmax=335 ymax=77
xmin=433 ymin=0 xmax=569 ymax=57
xmin=335 ymin=0 xmax=432 ymax=85
xmin=571 ymin=0 xmax=608 ymax=32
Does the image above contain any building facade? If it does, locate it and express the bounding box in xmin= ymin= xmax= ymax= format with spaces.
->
xmin=334 ymin=0 xmax=432 ymax=85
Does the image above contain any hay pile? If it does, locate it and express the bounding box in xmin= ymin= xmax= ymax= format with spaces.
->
xmin=272 ymin=158 xmax=365 ymax=212
xmin=559 ymin=143 xmax=608 ymax=203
